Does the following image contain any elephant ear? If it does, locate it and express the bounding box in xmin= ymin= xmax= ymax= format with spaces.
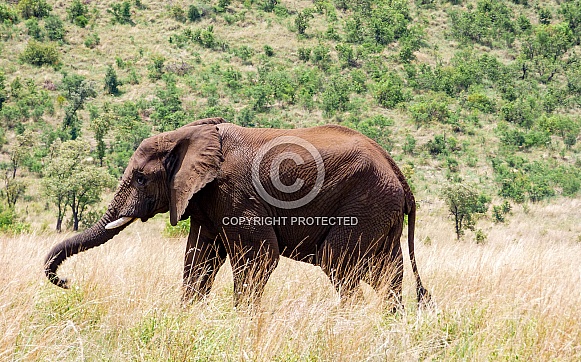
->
xmin=165 ymin=124 xmax=223 ymax=226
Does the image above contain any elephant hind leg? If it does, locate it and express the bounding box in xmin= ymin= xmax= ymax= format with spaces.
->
xmin=364 ymin=225 xmax=404 ymax=312
xmin=318 ymin=227 xmax=370 ymax=300
xmin=182 ymin=230 xmax=227 ymax=303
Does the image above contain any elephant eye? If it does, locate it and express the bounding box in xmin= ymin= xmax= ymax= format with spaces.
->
xmin=136 ymin=174 xmax=146 ymax=186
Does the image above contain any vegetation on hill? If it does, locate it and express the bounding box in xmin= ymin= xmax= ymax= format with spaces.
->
xmin=0 ymin=0 xmax=580 ymax=235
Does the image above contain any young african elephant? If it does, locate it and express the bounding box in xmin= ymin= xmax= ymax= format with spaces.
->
xmin=45 ymin=118 xmax=430 ymax=307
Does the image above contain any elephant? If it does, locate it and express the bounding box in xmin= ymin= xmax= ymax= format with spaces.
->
xmin=45 ymin=117 xmax=430 ymax=308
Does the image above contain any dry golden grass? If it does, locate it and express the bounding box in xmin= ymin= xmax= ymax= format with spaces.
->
xmin=1 ymin=197 xmax=580 ymax=361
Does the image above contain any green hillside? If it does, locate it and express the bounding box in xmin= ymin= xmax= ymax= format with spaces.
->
xmin=1 ymin=0 xmax=580 ymax=233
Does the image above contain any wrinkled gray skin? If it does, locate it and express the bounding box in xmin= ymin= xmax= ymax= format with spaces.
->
xmin=45 ymin=118 xmax=430 ymax=307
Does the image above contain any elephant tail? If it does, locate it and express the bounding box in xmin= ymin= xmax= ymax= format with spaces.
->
xmin=406 ymin=196 xmax=431 ymax=306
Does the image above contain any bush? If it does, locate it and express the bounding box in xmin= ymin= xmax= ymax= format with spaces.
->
xmin=298 ymin=47 xmax=311 ymax=62
xmin=311 ymin=44 xmax=331 ymax=70
xmin=474 ymin=229 xmax=487 ymax=244
xmin=18 ymin=0 xmax=52 ymax=19
xmin=67 ymin=0 xmax=88 ymax=27
xmin=148 ymin=55 xmax=165 ymax=80
xmin=466 ymin=91 xmax=496 ymax=113
xmin=295 ymin=9 xmax=313 ymax=35
xmin=25 ymin=18 xmax=43 ymax=40
xmin=20 ymin=41 xmax=60 ymax=67
xmin=426 ymin=134 xmax=458 ymax=156
xmin=321 ymin=74 xmax=351 ymax=116
xmin=352 ymin=115 xmax=394 ymax=150
xmin=403 ymin=134 xmax=416 ymax=154
xmin=492 ymin=200 xmax=512 ymax=223
xmin=0 ymin=4 xmax=19 ymax=24
xmin=375 ymin=72 xmax=409 ymax=108
xmin=187 ymin=5 xmax=202 ymax=22
xmin=449 ymin=0 xmax=516 ymax=46
xmin=409 ymin=95 xmax=450 ymax=128
xmin=0 ymin=205 xmax=30 ymax=235
xmin=108 ymin=1 xmax=133 ymax=25
xmin=168 ymin=5 xmax=185 ymax=22
xmin=263 ymin=45 xmax=274 ymax=57
xmin=538 ymin=115 xmax=580 ymax=147
xmin=84 ymin=32 xmax=100 ymax=48
xmin=104 ymin=66 xmax=119 ymax=95
xmin=44 ymin=15 xmax=65 ymax=41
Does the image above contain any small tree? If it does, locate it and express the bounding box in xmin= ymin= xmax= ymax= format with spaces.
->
xmin=43 ymin=140 xmax=114 ymax=231
xmin=295 ymin=9 xmax=313 ymax=36
xmin=90 ymin=104 xmax=114 ymax=166
xmin=443 ymin=183 xmax=490 ymax=240
xmin=60 ymin=73 xmax=97 ymax=139
xmin=108 ymin=1 xmax=133 ymax=25
xmin=104 ymin=65 xmax=119 ymax=95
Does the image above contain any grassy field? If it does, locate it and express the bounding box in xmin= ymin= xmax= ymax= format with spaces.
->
xmin=1 ymin=0 xmax=581 ymax=359
xmin=1 ymin=197 xmax=580 ymax=361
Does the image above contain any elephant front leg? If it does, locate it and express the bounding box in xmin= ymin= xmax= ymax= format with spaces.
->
xmin=228 ymin=238 xmax=280 ymax=308
xmin=182 ymin=229 xmax=226 ymax=303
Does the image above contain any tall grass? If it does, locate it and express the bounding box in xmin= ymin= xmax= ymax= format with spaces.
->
xmin=1 ymin=198 xmax=580 ymax=360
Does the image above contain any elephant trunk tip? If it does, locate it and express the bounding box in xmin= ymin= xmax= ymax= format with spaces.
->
xmin=45 ymin=270 xmax=70 ymax=289
xmin=44 ymin=249 xmax=70 ymax=289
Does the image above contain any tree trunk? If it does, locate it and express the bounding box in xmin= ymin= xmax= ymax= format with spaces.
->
xmin=56 ymin=218 xmax=62 ymax=232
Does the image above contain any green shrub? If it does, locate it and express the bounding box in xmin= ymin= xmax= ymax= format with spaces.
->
xmin=84 ymin=32 xmax=100 ymax=48
xmin=67 ymin=0 xmax=88 ymax=27
xmin=375 ymin=72 xmax=409 ymax=109
xmin=44 ymin=15 xmax=65 ymax=41
xmin=259 ymin=0 xmax=278 ymax=12
xmin=295 ymin=9 xmax=313 ymax=35
xmin=20 ymin=41 xmax=60 ymax=67
xmin=449 ymin=0 xmax=516 ymax=46
xmin=18 ymin=0 xmax=52 ymax=19
xmin=104 ymin=66 xmax=119 ymax=95
xmin=321 ymin=74 xmax=351 ymax=116
xmin=560 ymin=0 xmax=581 ymax=45
xmin=108 ymin=1 xmax=133 ymax=25
xmin=466 ymin=91 xmax=496 ymax=113
xmin=263 ymin=44 xmax=274 ymax=57
xmin=352 ymin=115 xmax=394 ymax=150
xmin=168 ymin=5 xmax=185 ymax=22
xmin=336 ymin=43 xmax=357 ymax=68
xmin=538 ymin=115 xmax=580 ymax=147
xmin=0 ymin=4 xmax=19 ymax=23
xmin=311 ymin=44 xmax=331 ymax=70
xmin=475 ymin=229 xmax=487 ymax=244
xmin=426 ymin=134 xmax=458 ymax=156
xmin=403 ymin=134 xmax=416 ymax=155
xmin=232 ymin=45 xmax=254 ymax=64
xmin=492 ymin=200 xmax=511 ymax=223
xmin=409 ymin=95 xmax=450 ymax=127
xmin=187 ymin=5 xmax=202 ymax=22
xmin=298 ymin=47 xmax=311 ymax=62
xmin=0 ymin=205 xmax=30 ymax=235
xmin=148 ymin=55 xmax=165 ymax=80
xmin=25 ymin=18 xmax=43 ymax=40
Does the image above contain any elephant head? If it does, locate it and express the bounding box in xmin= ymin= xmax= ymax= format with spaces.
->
xmin=44 ymin=118 xmax=225 ymax=288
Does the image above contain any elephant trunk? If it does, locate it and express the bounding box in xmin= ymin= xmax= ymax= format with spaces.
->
xmin=44 ymin=208 xmax=134 ymax=289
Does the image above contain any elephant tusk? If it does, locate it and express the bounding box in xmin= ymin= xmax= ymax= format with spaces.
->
xmin=105 ymin=217 xmax=136 ymax=230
